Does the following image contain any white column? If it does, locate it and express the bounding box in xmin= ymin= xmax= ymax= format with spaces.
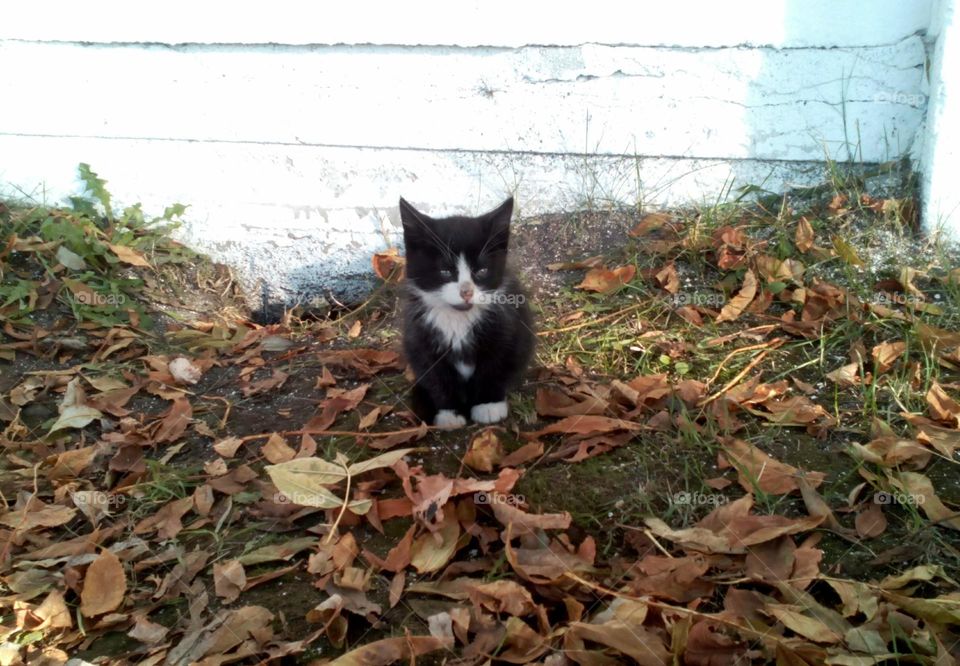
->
xmin=920 ymin=0 xmax=960 ymax=238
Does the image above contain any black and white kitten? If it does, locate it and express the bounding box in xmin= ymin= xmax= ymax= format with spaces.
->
xmin=400 ymin=197 xmax=535 ymax=428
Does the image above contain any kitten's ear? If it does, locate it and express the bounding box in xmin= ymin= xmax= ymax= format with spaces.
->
xmin=481 ymin=197 xmax=513 ymax=249
xmin=399 ymin=197 xmax=431 ymax=243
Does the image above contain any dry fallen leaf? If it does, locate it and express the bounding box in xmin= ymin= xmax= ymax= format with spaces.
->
xmin=463 ymin=428 xmax=504 ymax=472
xmin=872 ymin=341 xmax=906 ymax=374
xmin=80 ymin=549 xmax=126 ymax=617
xmin=576 ymin=265 xmax=637 ymax=294
xmin=926 ymin=382 xmax=960 ymax=427
xmin=372 ymin=248 xmax=405 ymax=282
xmin=716 ymin=270 xmax=758 ymax=323
xmin=719 ymin=439 xmax=825 ymax=495
xmin=108 ymin=242 xmax=152 ymax=268
xmin=168 ymin=356 xmax=202 ymax=385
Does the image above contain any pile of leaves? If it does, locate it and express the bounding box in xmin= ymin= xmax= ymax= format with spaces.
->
xmin=1 ymin=166 xmax=960 ymax=664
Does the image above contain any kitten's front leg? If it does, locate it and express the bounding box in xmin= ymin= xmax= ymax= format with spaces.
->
xmin=467 ymin=373 xmax=509 ymax=424
xmin=412 ymin=363 xmax=467 ymax=429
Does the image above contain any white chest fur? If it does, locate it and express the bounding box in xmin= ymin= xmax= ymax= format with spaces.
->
xmin=422 ymin=304 xmax=483 ymax=351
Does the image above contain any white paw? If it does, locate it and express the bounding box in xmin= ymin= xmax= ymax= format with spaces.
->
xmin=434 ymin=410 xmax=467 ymax=429
xmin=471 ymin=401 xmax=508 ymax=424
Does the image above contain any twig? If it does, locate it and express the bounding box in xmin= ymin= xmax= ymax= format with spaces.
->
xmin=538 ymin=304 xmax=642 ymax=336
xmin=705 ymin=338 xmax=784 ymax=387
xmin=699 ymin=339 xmax=784 ymax=407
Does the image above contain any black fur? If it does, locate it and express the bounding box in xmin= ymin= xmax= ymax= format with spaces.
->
xmin=400 ymin=197 xmax=535 ymax=425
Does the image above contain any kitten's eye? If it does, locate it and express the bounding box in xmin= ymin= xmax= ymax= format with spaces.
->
xmin=475 ymin=267 xmax=489 ymax=278
xmin=439 ymin=269 xmax=453 ymax=279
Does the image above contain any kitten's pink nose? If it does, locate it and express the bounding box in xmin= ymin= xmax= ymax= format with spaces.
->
xmin=459 ymin=283 xmax=474 ymax=303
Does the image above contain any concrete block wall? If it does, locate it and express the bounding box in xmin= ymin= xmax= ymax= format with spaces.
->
xmin=0 ymin=1 xmax=940 ymax=305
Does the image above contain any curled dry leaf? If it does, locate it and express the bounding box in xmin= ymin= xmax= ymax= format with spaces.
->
xmin=871 ymin=341 xmax=906 ymax=374
xmin=576 ymin=265 xmax=636 ymax=294
xmin=795 ymin=217 xmax=815 ymax=252
xmin=372 ymin=248 xmax=405 ymax=282
xmin=463 ymin=428 xmax=504 ymax=472
xmin=926 ymin=382 xmax=960 ymax=427
xmin=168 ymin=357 xmax=202 ymax=385
xmin=826 ymin=362 xmax=864 ymax=388
xmin=716 ymin=270 xmax=758 ymax=323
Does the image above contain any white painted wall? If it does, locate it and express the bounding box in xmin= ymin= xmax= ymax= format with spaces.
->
xmin=919 ymin=0 xmax=960 ymax=238
xmin=0 ymin=1 xmax=938 ymax=307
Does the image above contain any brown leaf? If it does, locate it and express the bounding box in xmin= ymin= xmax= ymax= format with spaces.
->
xmin=410 ymin=512 xmax=461 ymax=573
xmin=630 ymin=554 xmax=714 ymax=602
xmin=330 ymin=635 xmax=452 ymax=666
xmin=826 ymin=362 xmax=862 ymax=387
xmin=676 ymin=305 xmax=704 ymax=325
xmin=214 ymin=560 xmax=247 ymax=603
xmin=745 ymin=536 xmax=796 ymax=582
xmin=872 ymin=341 xmax=906 ymax=374
xmin=535 ymin=387 xmax=607 ymax=417
xmin=719 ymin=439 xmax=825 ymax=495
xmin=372 ymin=248 xmax=405 ymax=282
xmin=716 ymin=270 xmax=757 ymax=323
xmin=893 ymin=472 xmax=960 ymax=530
xmin=500 ymin=441 xmax=544 ymax=467
xmin=767 ymin=606 xmax=842 ymax=644
xmin=926 ymin=382 xmax=960 ymax=427
xmin=314 ymin=349 xmax=405 ymax=378
xmin=629 ymin=212 xmax=673 ymax=237
xmin=80 ymin=549 xmax=126 ymax=617
xmin=576 ymin=265 xmax=636 ymax=294
xmin=47 ymin=445 xmax=98 ymax=480
xmin=0 ymin=500 xmax=77 ymax=531
xmin=154 ymin=397 xmax=192 ymax=443
xmin=213 ymin=436 xmax=244 ymax=458
xmin=654 ymin=262 xmax=680 ymax=294
xmin=527 ymin=415 xmax=644 ymax=438
xmin=463 ymin=428 xmax=504 ymax=472
xmin=134 ymin=496 xmax=193 ymax=539
xmin=34 ymin=590 xmax=73 ymax=630
xmin=108 ymin=242 xmax=152 ymax=267
xmin=242 ymin=369 xmax=289 ymax=397
xmin=469 ymin=580 xmax=537 ymax=617
xmin=262 ymin=433 xmax=296 ymax=464
xmin=795 ymin=217 xmax=815 ymax=252
xmin=491 ymin=503 xmax=571 ymax=539
xmin=566 ymin=621 xmax=670 ymax=666
xmin=855 ymin=502 xmax=887 ymax=538
xmin=358 ymin=406 xmax=382 ymax=430
xmin=128 ymin=614 xmax=168 ymax=645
